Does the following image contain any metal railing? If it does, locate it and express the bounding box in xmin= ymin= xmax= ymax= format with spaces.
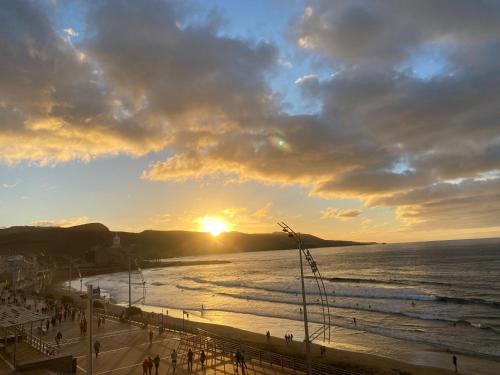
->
xmin=24 ymin=332 xmax=57 ymax=356
xmin=94 ymin=308 xmax=364 ymax=375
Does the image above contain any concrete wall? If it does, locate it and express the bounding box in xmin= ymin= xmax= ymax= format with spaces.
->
xmin=17 ymin=355 xmax=75 ymax=374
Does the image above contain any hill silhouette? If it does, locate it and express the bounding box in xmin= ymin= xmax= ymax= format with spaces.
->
xmin=0 ymin=223 xmax=372 ymax=260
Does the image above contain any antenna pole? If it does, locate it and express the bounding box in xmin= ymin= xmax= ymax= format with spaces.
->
xmin=278 ymin=223 xmax=312 ymax=375
xmin=298 ymin=234 xmax=312 ymax=375
xmin=128 ymin=255 xmax=131 ymax=308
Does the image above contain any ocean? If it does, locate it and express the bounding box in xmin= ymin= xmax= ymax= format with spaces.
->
xmin=75 ymin=237 xmax=500 ymax=374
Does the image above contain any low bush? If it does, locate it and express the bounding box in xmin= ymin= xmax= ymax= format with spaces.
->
xmin=125 ymin=306 xmax=142 ymax=318
xmin=61 ymin=295 xmax=74 ymax=304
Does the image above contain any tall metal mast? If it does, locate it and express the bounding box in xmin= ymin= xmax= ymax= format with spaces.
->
xmin=278 ymin=222 xmax=332 ymax=375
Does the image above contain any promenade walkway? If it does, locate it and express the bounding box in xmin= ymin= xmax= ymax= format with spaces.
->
xmin=59 ymin=315 xmax=308 ymax=375
xmin=0 ymin=299 xmax=361 ymax=375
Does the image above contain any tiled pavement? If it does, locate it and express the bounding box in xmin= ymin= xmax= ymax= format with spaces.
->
xmin=0 ymin=315 xmax=302 ymax=375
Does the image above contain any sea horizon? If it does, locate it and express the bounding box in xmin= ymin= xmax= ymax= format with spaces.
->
xmin=72 ymin=237 xmax=500 ymax=374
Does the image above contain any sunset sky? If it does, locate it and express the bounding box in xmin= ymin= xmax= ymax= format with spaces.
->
xmin=1 ymin=0 xmax=500 ymax=243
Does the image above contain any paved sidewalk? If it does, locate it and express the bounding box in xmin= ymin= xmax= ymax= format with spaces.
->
xmin=0 ymin=314 xmax=306 ymax=375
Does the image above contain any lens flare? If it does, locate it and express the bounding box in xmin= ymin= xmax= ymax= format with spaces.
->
xmin=269 ymin=135 xmax=291 ymax=152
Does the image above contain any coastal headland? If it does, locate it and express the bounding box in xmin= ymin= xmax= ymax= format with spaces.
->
xmin=0 ymin=223 xmax=373 ymax=261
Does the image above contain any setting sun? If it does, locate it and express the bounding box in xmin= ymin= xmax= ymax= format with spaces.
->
xmin=199 ymin=216 xmax=229 ymax=236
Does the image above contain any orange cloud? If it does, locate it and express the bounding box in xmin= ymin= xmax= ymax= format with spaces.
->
xmin=321 ymin=208 xmax=362 ymax=220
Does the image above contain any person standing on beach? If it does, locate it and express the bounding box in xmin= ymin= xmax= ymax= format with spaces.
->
xmin=149 ymin=329 xmax=154 ymax=345
xmin=187 ymin=348 xmax=194 ymax=372
xmin=453 ymin=355 xmax=458 ymax=372
xmin=353 ymin=317 xmax=357 ymax=326
xmin=142 ymin=358 xmax=149 ymax=375
xmin=266 ymin=331 xmax=270 ymax=342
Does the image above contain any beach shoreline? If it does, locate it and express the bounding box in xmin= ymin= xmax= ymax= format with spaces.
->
xmin=44 ymin=282 xmax=499 ymax=375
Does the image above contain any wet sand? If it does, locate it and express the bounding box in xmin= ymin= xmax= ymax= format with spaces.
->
xmin=47 ymin=280 xmax=500 ymax=375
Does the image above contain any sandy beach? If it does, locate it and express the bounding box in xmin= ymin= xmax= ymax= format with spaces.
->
xmin=45 ymin=282 xmax=483 ymax=375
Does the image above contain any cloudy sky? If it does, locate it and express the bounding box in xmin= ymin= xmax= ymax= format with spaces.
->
xmin=1 ymin=0 xmax=500 ymax=242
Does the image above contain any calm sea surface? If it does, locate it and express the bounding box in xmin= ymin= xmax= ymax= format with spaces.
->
xmin=77 ymin=237 xmax=500 ymax=370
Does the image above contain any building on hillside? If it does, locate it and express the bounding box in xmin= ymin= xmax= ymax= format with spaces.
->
xmin=92 ymin=233 xmax=130 ymax=267
xmin=0 ymin=254 xmax=50 ymax=292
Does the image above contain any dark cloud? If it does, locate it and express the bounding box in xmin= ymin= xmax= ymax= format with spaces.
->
xmin=0 ymin=0 xmax=171 ymax=164
xmin=321 ymin=208 xmax=362 ymax=220
xmin=85 ymin=0 xmax=278 ymax=123
xmin=296 ymin=0 xmax=500 ymax=64
xmin=0 ymin=0 xmax=277 ymax=165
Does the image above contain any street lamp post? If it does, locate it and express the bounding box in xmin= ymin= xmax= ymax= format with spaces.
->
xmin=68 ymin=259 xmax=72 ymax=295
xmin=278 ymin=223 xmax=312 ymax=375
xmin=87 ymin=284 xmax=94 ymax=375
xmin=128 ymin=255 xmax=132 ymax=308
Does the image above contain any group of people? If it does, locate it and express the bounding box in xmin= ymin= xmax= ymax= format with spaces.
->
xmin=233 ymin=349 xmax=247 ymax=374
xmin=187 ymin=348 xmax=207 ymax=373
xmin=284 ymin=333 xmax=293 ymax=343
xmin=141 ymin=355 xmax=161 ymax=375
xmin=140 ymin=347 xmax=209 ymax=374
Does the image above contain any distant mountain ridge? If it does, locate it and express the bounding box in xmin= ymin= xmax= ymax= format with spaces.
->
xmin=0 ymin=223 xmax=373 ymax=260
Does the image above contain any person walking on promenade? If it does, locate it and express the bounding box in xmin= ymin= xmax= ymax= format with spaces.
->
xmin=200 ymin=350 xmax=206 ymax=372
xmin=234 ymin=351 xmax=240 ymax=374
xmin=142 ymin=358 xmax=149 ymax=375
xmin=147 ymin=356 xmax=153 ymax=375
xmin=453 ymin=354 xmax=458 ymax=372
xmin=153 ymin=354 xmax=160 ymax=375
xmin=149 ymin=329 xmax=154 ymax=345
xmin=187 ymin=348 xmax=194 ymax=372
xmin=94 ymin=339 xmax=101 ymax=358
xmin=241 ymin=350 xmax=248 ymax=372
xmin=171 ymin=349 xmax=177 ymax=374
xmin=55 ymin=331 xmax=62 ymax=347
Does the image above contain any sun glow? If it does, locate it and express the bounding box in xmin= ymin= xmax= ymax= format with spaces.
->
xmin=199 ymin=216 xmax=229 ymax=236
